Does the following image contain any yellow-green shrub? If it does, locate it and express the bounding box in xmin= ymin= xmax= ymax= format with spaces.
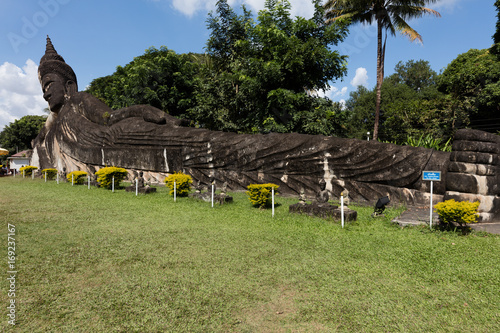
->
xmin=246 ymin=183 xmax=279 ymax=208
xmin=434 ymin=199 xmax=480 ymax=227
xmin=164 ymin=172 xmax=193 ymax=197
xmin=19 ymin=165 xmax=38 ymax=176
xmin=41 ymin=168 xmax=57 ymax=180
xmin=95 ymin=167 xmax=128 ymax=189
xmin=67 ymin=171 xmax=88 ymax=184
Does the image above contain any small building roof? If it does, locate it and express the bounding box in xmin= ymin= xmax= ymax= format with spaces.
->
xmin=7 ymin=150 xmax=32 ymax=159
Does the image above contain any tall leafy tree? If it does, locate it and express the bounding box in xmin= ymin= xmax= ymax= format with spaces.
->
xmin=491 ymin=0 xmax=500 ymax=57
xmin=438 ymin=48 xmax=500 ymax=132
xmin=0 ymin=115 xmax=46 ymax=155
xmin=324 ymin=0 xmax=440 ymax=141
xmin=345 ymin=59 xmax=450 ymax=143
xmin=206 ymin=0 xmax=252 ymax=72
xmin=194 ymin=0 xmax=349 ymax=134
xmin=391 ymin=59 xmax=438 ymax=92
xmin=86 ymin=47 xmax=200 ymax=118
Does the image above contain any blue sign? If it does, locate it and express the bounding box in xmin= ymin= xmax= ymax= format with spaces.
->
xmin=422 ymin=171 xmax=441 ymax=181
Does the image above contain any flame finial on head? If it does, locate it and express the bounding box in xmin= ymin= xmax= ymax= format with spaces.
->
xmin=38 ymin=35 xmax=78 ymax=89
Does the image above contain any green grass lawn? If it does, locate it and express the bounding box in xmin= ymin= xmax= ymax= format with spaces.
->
xmin=1 ymin=177 xmax=499 ymax=332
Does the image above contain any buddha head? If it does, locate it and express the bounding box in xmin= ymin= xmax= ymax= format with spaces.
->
xmin=38 ymin=36 xmax=78 ymax=113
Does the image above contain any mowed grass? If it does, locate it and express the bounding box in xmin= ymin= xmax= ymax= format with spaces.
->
xmin=0 ymin=177 xmax=499 ymax=332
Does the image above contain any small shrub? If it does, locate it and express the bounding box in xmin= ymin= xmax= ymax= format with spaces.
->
xmin=19 ymin=165 xmax=38 ymax=176
xmin=434 ymin=199 xmax=480 ymax=228
xmin=95 ymin=167 xmax=128 ymax=189
xmin=405 ymin=134 xmax=452 ymax=152
xmin=246 ymin=183 xmax=279 ymax=208
xmin=41 ymin=168 xmax=57 ymax=180
xmin=67 ymin=171 xmax=88 ymax=185
xmin=164 ymin=172 xmax=193 ymax=197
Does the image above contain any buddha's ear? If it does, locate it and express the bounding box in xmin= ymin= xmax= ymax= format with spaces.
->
xmin=65 ymin=80 xmax=77 ymax=95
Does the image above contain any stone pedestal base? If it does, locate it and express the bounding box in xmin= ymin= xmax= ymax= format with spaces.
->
xmin=289 ymin=203 xmax=357 ymax=221
xmin=190 ymin=193 xmax=233 ymax=204
xmin=125 ymin=186 xmax=157 ymax=194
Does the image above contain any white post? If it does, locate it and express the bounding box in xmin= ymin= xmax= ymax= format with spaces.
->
xmin=72 ymin=174 xmax=74 ymax=186
xmin=56 ymin=172 xmax=59 ymax=184
xmin=45 ymin=172 xmax=47 ymax=182
xmin=32 ymin=171 xmax=34 ymax=180
xmin=211 ymin=184 xmax=214 ymax=208
xmin=23 ymin=170 xmax=25 ymax=178
xmin=112 ymin=176 xmax=115 ymax=193
xmin=88 ymin=175 xmax=91 ymax=189
xmin=430 ymin=180 xmax=434 ymax=229
xmin=341 ymin=193 xmax=345 ymax=228
xmin=13 ymin=169 xmax=15 ymax=178
xmin=174 ymin=181 xmax=176 ymax=202
xmin=136 ymin=178 xmax=138 ymax=196
xmin=272 ymin=187 xmax=275 ymax=217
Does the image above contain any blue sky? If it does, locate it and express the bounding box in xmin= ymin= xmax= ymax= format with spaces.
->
xmin=0 ymin=0 xmax=497 ymax=131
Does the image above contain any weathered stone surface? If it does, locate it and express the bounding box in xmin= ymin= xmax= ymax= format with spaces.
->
xmin=450 ymin=151 xmax=499 ymax=165
xmin=446 ymin=173 xmax=499 ymax=195
xmin=452 ymin=140 xmax=500 ymax=155
xmin=444 ymin=129 xmax=500 ymax=221
xmin=448 ymin=162 xmax=498 ymax=176
xmin=289 ymin=203 xmax=357 ymax=221
xmin=454 ymin=128 xmax=500 ymax=144
xmin=215 ymin=194 xmax=233 ymax=205
xmin=444 ymin=191 xmax=500 ymax=222
xmin=124 ymin=186 xmax=157 ymax=194
xmin=190 ymin=192 xmax=212 ymax=202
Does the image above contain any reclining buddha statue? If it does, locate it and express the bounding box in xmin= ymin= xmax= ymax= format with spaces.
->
xmin=32 ymin=36 xmax=451 ymax=205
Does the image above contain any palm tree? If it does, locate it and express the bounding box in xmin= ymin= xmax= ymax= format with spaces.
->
xmin=324 ymin=0 xmax=440 ymax=141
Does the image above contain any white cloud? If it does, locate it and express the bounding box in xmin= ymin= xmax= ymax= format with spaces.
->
xmin=338 ymin=99 xmax=346 ymax=109
xmin=319 ymin=86 xmax=348 ymax=100
xmin=171 ymin=0 xmax=217 ymax=17
xmin=429 ymin=0 xmax=463 ymax=11
xmin=350 ymin=67 xmax=368 ymax=87
xmin=170 ymin=0 xmax=315 ymax=18
xmin=0 ymin=60 xmax=47 ymax=131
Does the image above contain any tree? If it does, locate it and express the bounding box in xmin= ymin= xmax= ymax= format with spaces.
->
xmin=0 ymin=115 xmax=46 ymax=155
xmin=206 ymin=0 xmax=252 ymax=72
xmin=192 ymin=0 xmax=349 ymax=134
xmin=491 ymin=0 xmax=500 ymax=57
xmin=344 ymin=85 xmax=376 ymax=139
xmin=391 ymin=59 xmax=438 ymax=92
xmin=324 ymin=0 xmax=441 ymax=141
xmin=86 ymin=47 xmax=200 ymax=118
xmin=438 ymin=48 xmax=500 ymax=132
xmin=344 ymin=59 xmax=451 ymax=143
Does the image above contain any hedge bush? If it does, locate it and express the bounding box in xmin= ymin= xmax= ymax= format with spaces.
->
xmin=67 ymin=171 xmax=88 ymax=185
xmin=246 ymin=183 xmax=279 ymax=208
xmin=434 ymin=199 xmax=480 ymax=227
xmin=95 ymin=167 xmax=128 ymax=189
xmin=164 ymin=172 xmax=193 ymax=197
xmin=41 ymin=168 xmax=57 ymax=180
xmin=19 ymin=165 xmax=38 ymax=176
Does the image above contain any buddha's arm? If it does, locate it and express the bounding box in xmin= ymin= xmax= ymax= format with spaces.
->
xmin=108 ymin=105 xmax=168 ymax=126
xmin=76 ymin=92 xmax=171 ymax=126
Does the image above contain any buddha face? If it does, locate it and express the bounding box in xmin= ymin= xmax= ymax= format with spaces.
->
xmin=41 ymin=73 xmax=67 ymax=113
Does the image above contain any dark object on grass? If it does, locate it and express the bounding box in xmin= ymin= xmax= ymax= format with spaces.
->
xmin=372 ymin=196 xmax=390 ymax=217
